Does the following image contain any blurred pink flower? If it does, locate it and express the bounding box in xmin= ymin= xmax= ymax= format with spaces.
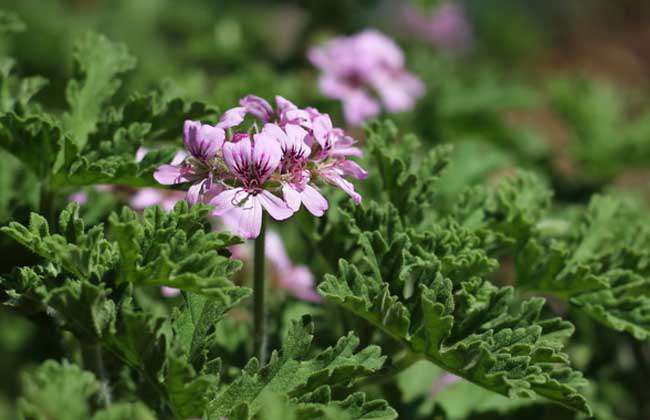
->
xmin=430 ymin=373 xmax=461 ymax=397
xmin=68 ymin=191 xmax=89 ymax=205
xmin=308 ymin=30 xmax=424 ymax=126
xmin=160 ymin=286 xmax=181 ymax=298
xmin=264 ymin=231 xmax=321 ymax=302
xmin=403 ymin=3 xmax=473 ymax=51
xmin=222 ymin=212 xmax=320 ymax=303
xmin=130 ymin=188 xmax=185 ymax=212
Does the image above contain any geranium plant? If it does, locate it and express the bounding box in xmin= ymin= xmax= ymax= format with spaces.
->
xmin=1 ymin=4 xmax=649 ymax=420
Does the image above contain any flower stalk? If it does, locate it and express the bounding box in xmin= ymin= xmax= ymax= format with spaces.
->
xmin=81 ymin=342 xmax=112 ymax=407
xmin=253 ymin=213 xmax=267 ymax=365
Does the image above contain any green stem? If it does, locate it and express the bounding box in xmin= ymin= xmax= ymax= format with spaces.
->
xmin=253 ymin=214 xmax=267 ymax=365
xmin=81 ymin=341 xmax=112 ymax=407
xmin=39 ymin=181 xmax=56 ymax=226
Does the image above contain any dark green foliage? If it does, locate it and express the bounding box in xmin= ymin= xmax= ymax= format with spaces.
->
xmin=451 ymin=171 xmax=552 ymax=252
xmin=17 ymin=360 xmax=157 ymax=420
xmin=549 ymin=78 xmax=650 ymax=184
xmin=515 ymin=195 xmax=650 ymax=340
xmin=0 ymin=32 xmax=216 ymax=189
xmin=2 ymin=202 xmax=246 ymax=299
xmin=319 ymin=200 xmax=590 ymax=414
xmin=206 ymin=316 xmax=394 ymax=420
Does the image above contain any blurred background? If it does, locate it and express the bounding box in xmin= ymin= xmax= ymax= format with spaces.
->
xmin=1 ymin=1 xmax=649 ymax=419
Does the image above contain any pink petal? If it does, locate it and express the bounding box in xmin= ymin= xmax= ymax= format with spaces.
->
xmin=154 ymin=165 xmax=187 ymax=185
xmin=373 ymin=72 xmax=424 ymax=113
xmin=211 ymin=189 xmax=264 ymax=238
xmin=280 ymin=266 xmax=321 ymax=303
xmin=258 ymin=190 xmax=294 ymax=221
xmin=217 ymin=106 xmax=247 ymax=129
xmin=265 ymin=231 xmax=292 ymax=271
xmin=210 ymin=188 xmax=247 ymax=216
xmin=342 ymin=91 xmax=381 ymax=126
xmin=275 ymin=95 xmax=299 ymax=114
xmin=171 ymin=151 xmax=188 ymax=165
xmin=301 ymin=185 xmax=328 ymax=217
xmin=355 ymin=30 xmax=405 ymax=69
xmin=312 ymin=114 xmax=334 ymax=149
xmin=240 ymin=95 xmax=274 ymax=122
xmin=338 ymin=160 xmax=368 ymax=180
xmin=322 ymin=169 xmax=362 ymax=204
xmin=307 ymin=46 xmax=329 ymax=70
xmin=130 ymin=188 xmax=166 ymax=210
xmin=223 ymin=138 xmax=253 ymax=179
xmin=319 ymin=74 xmax=355 ymax=100
xmin=252 ymin=132 xmax=283 ymax=180
xmin=262 ymin=123 xmax=286 ymax=143
xmin=186 ymin=181 xmax=204 ymax=206
xmin=285 ymin=124 xmax=309 ymax=150
xmin=199 ymin=124 xmax=225 ymax=158
xmin=162 ymin=196 xmax=183 ymax=212
xmin=68 ymin=191 xmax=88 ymax=205
xmin=235 ymin=196 xmax=263 ymax=239
xmin=282 ymin=184 xmax=302 ymax=212
xmin=135 ymin=147 xmax=149 ymax=163
xmin=161 ymin=286 xmax=181 ymax=298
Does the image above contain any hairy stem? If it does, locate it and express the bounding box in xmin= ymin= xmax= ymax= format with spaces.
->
xmin=253 ymin=214 xmax=267 ymax=365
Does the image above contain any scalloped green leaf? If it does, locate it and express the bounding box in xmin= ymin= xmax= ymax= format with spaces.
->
xmin=319 ymin=201 xmax=591 ymax=414
xmin=206 ymin=316 xmax=390 ymax=420
xmin=63 ymin=32 xmax=136 ymax=149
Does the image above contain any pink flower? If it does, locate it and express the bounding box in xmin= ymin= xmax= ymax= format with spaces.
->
xmin=265 ymin=231 xmax=321 ymax=302
xmin=263 ymin=123 xmax=329 ymax=216
xmin=183 ymin=120 xmax=224 ymax=162
xmin=68 ymin=191 xmax=89 ymax=205
xmin=210 ymin=134 xmax=293 ymax=239
xmin=130 ymin=188 xmax=185 ymax=212
xmin=240 ymin=95 xmax=274 ymax=122
xmin=161 ymin=286 xmax=181 ymax=298
xmin=155 ymin=97 xmax=367 ymax=236
xmin=220 ymin=219 xmax=321 ymax=302
xmin=430 ymin=373 xmax=461 ymax=397
xmin=308 ymin=30 xmax=425 ymax=126
xmin=217 ymin=106 xmax=247 ymax=129
xmin=312 ymin=114 xmax=363 ymax=159
xmin=154 ymin=121 xmax=225 ymax=205
xmin=403 ymin=3 xmax=473 ymax=52
xmin=239 ymin=95 xmax=311 ymax=128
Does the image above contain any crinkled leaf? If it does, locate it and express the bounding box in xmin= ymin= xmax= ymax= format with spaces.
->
xmin=54 ymin=92 xmax=215 ymax=188
xmin=206 ymin=316 xmax=389 ymax=420
xmin=365 ymin=120 xmax=451 ymax=224
xmin=451 ymin=171 xmax=552 ymax=253
xmin=1 ymin=202 xmax=118 ymax=281
xmin=63 ymin=32 xmax=136 ymax=149
xmin=319 ymin=201 xmax=591 ymax=414
xmin=516 ymin=195 xmax=650 ymax=340
xmin=17 ymin=360 xmax=99 ymax=420
xmin=0 ymin=57 xmax=48 ymax=114
xmin=108 ymin=202 xmax=248 ymax=299
xmin=0 ymin=112 xmax=65 ymax=178
xmin=92 ymin=403 xmax=157 ymax=420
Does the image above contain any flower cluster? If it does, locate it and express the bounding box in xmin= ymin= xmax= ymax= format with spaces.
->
xmin=154 ymin=95 xmax=367 ymax=239
xmin=308 ymin=30 xmax=425 ymax=126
